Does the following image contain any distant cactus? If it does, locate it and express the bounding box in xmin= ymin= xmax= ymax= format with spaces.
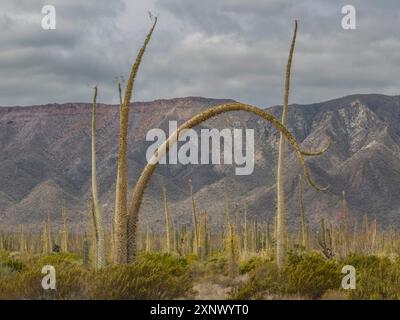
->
xmin=42 ymin=221 xmax=49 ymax=255
xmin=82 ymin=239 xmax=89 ymax=268
xmin=145 ymin=225 xmax=152 ymax=252
xmin=61 ymin=204 xmax=68 ymax=253
xmin=199 ymin=212 xmax=209 ymax=259
xmin=226 ymin=223 xmax=239 ymax=276
xmin=173 ymin=223 xmax=179 ymax=253
xmin=162 ymin=186 xmax=172 ymax=253
xmin=370 ymin=219 xmax=377 ymax=253
xmin=243 ymin=204 xmax=249 ymax=256
xmin=318 ymin=218 xmax=334 ymax=259
xmin=19 ymin=224 xmax=26 ymax=255
xmin=265 ymin=221 xmax=271 ymax=255
xmin=188 ymin=179 xmax=199 ymax=256
xmin=47 ymin=214 xmax=53 ymax=253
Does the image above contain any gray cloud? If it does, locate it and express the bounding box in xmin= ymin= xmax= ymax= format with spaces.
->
xmin=0 ymin=0 xmax=399 ymax=107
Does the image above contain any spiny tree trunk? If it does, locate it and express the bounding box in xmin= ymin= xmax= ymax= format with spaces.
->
xmin=145 ymin=224 xmax=152 ymax=252
xmin=298 ymin=174 xmax=307 ymax=248
xmin=189 ymin=178 xmax=199 ymax=255
xmin=199 ymin=212 xmax=209 ymax=259
xmin=113 ymin=79 xmax=123 ymax=263
xmin=42 ymin=221 xmax=49 ymax=255
xmin=61 ymin=204 xmax=68 ymax=253
xmin=370 ymin=219 xmax=377 ymax=253
xmin=91 ymin=86 xmax=106 ymax=269
xmin=276 ymin=20 xmax=297 ymax=268
xmin=243 ymin=204 xmax=249 ymax=256
xmin=265 ymin=221 xmax=271 ymax=255
xmin=110 ymin=221 xmax=116 ymax=262
xmin=163 ymin=186 xmax=172 ymax=253
xmin=115 ymin=18 xmax=157 ymax=264
xmin=126 ymin=101 xmax=327 ymax=262
xmin=19 ymin=224 xmax=25 ymax=255
xmin=47 ymin=214 xmax=53 ymax=253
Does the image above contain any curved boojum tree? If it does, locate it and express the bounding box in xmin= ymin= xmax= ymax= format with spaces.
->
xmin=126 ymin=102 xmax=329 ymax=262
xmin=114 ymin=17 xmax=157 ymax=264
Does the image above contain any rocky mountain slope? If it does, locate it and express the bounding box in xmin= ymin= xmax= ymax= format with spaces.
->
xmin=1 ymin=94 xmax=400 ymax=231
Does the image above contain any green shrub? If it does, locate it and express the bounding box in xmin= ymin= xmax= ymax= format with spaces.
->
xmin=0 ymin=258 xmax=25 ymax=272
xmin=284 ymin=251 xmax=341 ymax=299
xmin=204 ymin=252 xmax=228 ymax=275
xmin=342 ymin=254 xmax=400 ymax=300
xmin=0 ymin=251 xmax=25 ymax=272
xmin=231 ymin=261 xmax=281 ymax=299
xmin=90 ymin=252 xmax=193 ymax=299
xmin=239 ymin=256 xmax=266 ymax=274
xmin=0 ymin=261 xmax=89 ymax=300
xmin=0 ymin=252 xmax=192 ymax=300
xmin=34 ymin=252 xmax=82 ymax=266
xmin=231 ymin=251 xmax=341 ymax=299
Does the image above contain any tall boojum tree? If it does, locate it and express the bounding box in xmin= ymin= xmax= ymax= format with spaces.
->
xmin=91 ymin=86 xmax=106 ymax=268
xmin=115 ymin=17 xmax=158 ymax=264
xmin=89 ymin=17 xmax=328 ymax=266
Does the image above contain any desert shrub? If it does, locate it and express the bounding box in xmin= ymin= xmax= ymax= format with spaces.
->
xmin=231 ymin=251 xmax=341 ymax=299
xmin=0 ymin=250 xmax=25 ymax=271
xmin=0 ymin=258 xmax=25 ymax=272
xmin=0 ymin=252 xmax=192 ymax=300
xmin=342 ymin=254 xmax=400 ymax=300
xmin=189 ymin=252 xmax=228 ymax=279
xmin=239 ymin=256 xmax=266 ymax=274
xmin=90 ymin=252 xmax=192 ymax=299
xmin=284 ymin=251 xmax=341 ymax=299
xmin=0 ymin=251 xmax=10 ymax=261
xmin=33 ymin=252 xmax=82 ymax=266
xmin=0 ymin=251 xmax=26 ymax=282
xmin=0 ymin=260 xmax=89 ymax=300
xmin=231 ymin=260 xmax=281 ymax=299
xmin=186 ymin=253 xmax=199 ymax=263
xmin=204 ymin=252 xmax=228 ymax=275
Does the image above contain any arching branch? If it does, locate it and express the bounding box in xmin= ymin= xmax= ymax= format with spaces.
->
xmin=126 ymin=102 xmax=329 ymax=262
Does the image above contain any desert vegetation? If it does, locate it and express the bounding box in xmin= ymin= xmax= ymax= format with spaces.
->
xmin=0 ymin=17 xmax=399 ymax=300
xmin=1 ymin=207 xmax=400 ymax=299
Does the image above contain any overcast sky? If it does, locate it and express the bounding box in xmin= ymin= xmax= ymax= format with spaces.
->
xmin=0 ymin=0 xmax=399 ymax=107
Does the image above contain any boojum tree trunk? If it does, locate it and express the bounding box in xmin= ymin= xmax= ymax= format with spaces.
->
xmin=62 ymin=204 xmax=68 ymax=253
xmin=91 ymin=86 xmax=106 ymax=269
xmin=298 ymin=174 xmax=307 ymax=248
xmin=163 ymin=186 xmax=172 ymax=253
xmin=276 ymin=20 xmax=297 ymax=268
xmin=126 ymin=102 xmax=328 ymax=262
xmin=189 ymin=178 xmax=199 ymax=255
xmin=114 ymin=18 xmax=157 ymax=264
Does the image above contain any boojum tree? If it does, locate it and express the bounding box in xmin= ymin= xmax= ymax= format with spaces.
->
xmin=114 ymin=17 xmax=158 ymax=264
xmin=276 ymin=20 xmax=297 ymax=268
xmin=275 ymin=21 xmax=330 ymax=268
xmin=91 ymin=86 xmax=106 ymax=269
xmin=89 ymin=17 xmax=328 ymax=265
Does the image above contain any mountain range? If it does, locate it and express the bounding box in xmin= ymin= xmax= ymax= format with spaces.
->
xmin=1 ymin=94 xmax=400 ymax=231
